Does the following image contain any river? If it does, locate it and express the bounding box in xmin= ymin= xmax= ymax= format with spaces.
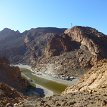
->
xmin=14 ymin=64 xmax=78 ymax=97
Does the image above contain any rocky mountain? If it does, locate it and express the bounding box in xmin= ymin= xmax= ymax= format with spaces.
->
xmin=0 ymin=28 xmax=18 ymax=41
xmin=13 ymin=26 xmax=107 ymax=107
xmin=64 ymin=26 xmax=107 ymax=58
xmin=23 ymin=27 xmax=66 ymax=64
xmin=1 ymin=26 xmax=107 ymax=107
xmin=0 ymin=28 xmax=27 ymax=63
xmin=31 ymin=26 xmax=107 ymax=77
xmin=0 ymin=27 xmax=65 ymax=64
xmin=0 ymin=26 xmax=107 ymax=77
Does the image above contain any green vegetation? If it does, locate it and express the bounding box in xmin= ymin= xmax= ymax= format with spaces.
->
xmin=21 ymin=68 xmax=67 ymax=94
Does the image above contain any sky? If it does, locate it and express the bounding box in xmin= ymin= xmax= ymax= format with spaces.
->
xmin=0 ymin=0 xmax=107 ymax=34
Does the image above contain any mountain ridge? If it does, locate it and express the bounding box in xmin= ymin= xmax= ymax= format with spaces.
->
xmin=0 ymin=27 xmax=65 ymax=63
xmin=0 ymin=26 xmax=107 ymax=77
xmin=1 ymin=26 xmax=107 ymax=106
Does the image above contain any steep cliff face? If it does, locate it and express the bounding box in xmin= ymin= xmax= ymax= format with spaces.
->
xmin=61 ymin=34 xmax=107 ymax=93
xmin=32 ymin=26 xmax=107 ymax=77
xmin=0 ymin=57 xmax=29 ymax=92
xmin=44 ymin=34 xmax=78 ymax=57
xmin=23 ymin=27 xmax=66 ymax=64
xmin=45 ymin=35 xmax=67 ymax=57
xmin=64 ymin=26 xmax=107 ymax=58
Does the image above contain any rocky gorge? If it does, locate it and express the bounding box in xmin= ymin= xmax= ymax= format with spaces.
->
xmin=0 ymin=26 xmax=107 ymax=106
xmin=29 ymin=26 xmax=107 ymax=78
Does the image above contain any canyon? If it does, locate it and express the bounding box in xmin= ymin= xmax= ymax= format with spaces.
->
xmin=0 ymin=26 xmax=107 ymax=106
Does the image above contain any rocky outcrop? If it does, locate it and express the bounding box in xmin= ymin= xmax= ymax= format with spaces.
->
xmin=33 ymin=26 xmax=107 ymax=77
xmin=44 ymin=34 xmax=82 ymax=58
xmin=22 ymin=26 xmax=107 ymax=70
xmin=0 ymin=57 xmax=29 ymax=92
xmin=62 ymin=59 xmax=107 ymax=94
xmin=45 ymin=35 xmax=69 ymax=57
xmin=0 ymin=58 xmax=28 ymax=106
xmin=23 ymin=28 xmax=66 ymax=64
xmin=64 ymin=26 xmax=107 ymax=58
xmin=25 ymin=90 xmax=107 ymax=107
xmin=34 ymin=48 xmax=93 ymax=77
xmin=0 ymin=83 xmax=24 ymax=106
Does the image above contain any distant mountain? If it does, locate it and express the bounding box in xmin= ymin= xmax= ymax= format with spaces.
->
xmin=0 ymin=28 xmax=19 ymax=41
xmin=0 ymin=28 xmax=27 ymax=63
xmin=0 ymin=27 xmax=65 ymax=63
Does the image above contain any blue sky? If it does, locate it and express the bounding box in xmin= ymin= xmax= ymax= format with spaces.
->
xmin=0 ymin=0 xmax=107 ymax=34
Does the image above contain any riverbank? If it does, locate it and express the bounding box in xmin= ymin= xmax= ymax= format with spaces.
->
xmin=35 ymin=84 xmax=53 ymax=97
xmin=14 ymin=64 xmax=79 ymax=97
xmin=21 ymin=72 xmax=53 ymax=97
xmin=15 ymin=64 xmax=79 ymax=86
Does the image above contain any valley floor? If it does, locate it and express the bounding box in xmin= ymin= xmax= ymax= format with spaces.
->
xmin=16 ymin=64 xmax=79 ymax=86
xmin=14 ymin=64 xmax=79 ymax=97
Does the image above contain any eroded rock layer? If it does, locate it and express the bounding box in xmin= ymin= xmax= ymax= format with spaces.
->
xmin=0 ymin=57 xmax=29 ymax=92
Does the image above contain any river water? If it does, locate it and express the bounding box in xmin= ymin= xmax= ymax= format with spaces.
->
xmin=13 ymin=64 xmax=78 ymax=97
xmin=21 ymin=68 xmax=67 ymax=95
